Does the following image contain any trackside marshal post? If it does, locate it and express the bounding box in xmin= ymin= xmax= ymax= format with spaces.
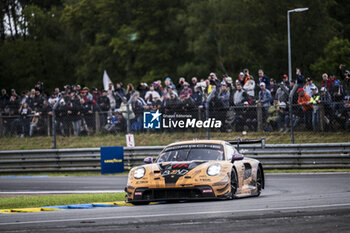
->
xmin=100 ymin=147 xmax=124 ymax=174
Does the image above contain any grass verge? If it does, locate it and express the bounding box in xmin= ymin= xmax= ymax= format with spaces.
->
xmin=0 ymin=193 xmax=126 ymax=209
xmin=0 ymin=131 xmax=349 ymax=150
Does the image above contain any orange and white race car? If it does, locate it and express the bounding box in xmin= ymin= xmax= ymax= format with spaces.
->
xmin=125 ymin=139 xmax=264 ymax=204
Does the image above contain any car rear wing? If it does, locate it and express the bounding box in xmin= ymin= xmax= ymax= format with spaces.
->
xmin=226 ymin=138 xmax=265 ymax=152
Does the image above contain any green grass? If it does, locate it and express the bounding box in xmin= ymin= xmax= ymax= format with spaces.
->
xmin=0 ymin=193 xmax=126 ymax=209
xmin=0 ymin=131 xmax=348 ymax=150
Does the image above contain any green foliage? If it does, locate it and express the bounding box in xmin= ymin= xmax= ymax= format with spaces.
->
xmin=311 ymin=37 xmax=350 ymax=76
xmin=0 ymin=0 xmax=349 ymax=91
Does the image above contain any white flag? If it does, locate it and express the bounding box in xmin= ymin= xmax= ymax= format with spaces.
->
xmin=103 ymin=70 xmax=114 ymax=91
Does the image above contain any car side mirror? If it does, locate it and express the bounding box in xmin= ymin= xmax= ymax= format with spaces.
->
xmin=144 ymin=157 xmax=153 ymax=164
xmin=231 ymin=154 xmax=244 ymax=162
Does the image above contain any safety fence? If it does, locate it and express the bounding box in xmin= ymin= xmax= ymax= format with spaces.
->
xmin=1 ymin=101 xmax=348 ymax=136
xmin=0 ymin=143 xmax=349 ymax=174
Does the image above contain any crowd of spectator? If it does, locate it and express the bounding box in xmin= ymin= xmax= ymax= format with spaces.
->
xmin=1 ymin=65 xmax=350 ymax=137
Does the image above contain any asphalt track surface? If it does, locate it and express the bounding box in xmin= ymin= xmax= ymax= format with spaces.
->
xmin=1 ymin=173 xmax=350 ymax=232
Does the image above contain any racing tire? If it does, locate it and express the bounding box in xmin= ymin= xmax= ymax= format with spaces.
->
xmin=230 ymin=168 xmax=238 ymax=199
xmin=256 ymin=166 xmax=263 ymax=197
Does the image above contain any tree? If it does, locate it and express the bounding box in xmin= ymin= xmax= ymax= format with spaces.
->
xmin=311 ymin=37 xmax=350 ymax=77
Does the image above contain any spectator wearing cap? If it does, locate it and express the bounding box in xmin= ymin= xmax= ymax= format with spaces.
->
xmin=257 ymin=82 xmax=272 ymax=113
xmin=179 ymin=82 xmax=193 ymax=101
xmin=92 ymin=87 xmax=101 ymax=103
xmin=243 ymin=74 xmax=255 ymax=98
xmin=104 ymin=109 xmax=125 ymax=134
xmin=81 ymin=87 xmax=92 ymax=103
xmin=19 ymin=90 xmax=28 ymax=106
xmin=179 ymin=84 xmax=195 ymax=119
xmin=281 ymin=74 xmax=290 ymax=88
xmin=238 ymin=72 xmax=245 ymax=87
xmin=218 ymin=82 xmax=230 ymax=108
xmin=35 ymin=82 xmax=44 ymax=94
xmin=295 ymin=68 xmax=305 ymax=86
xmin=258 ymin=69 xmax=270 ymax=90
xmin=266 ymin=99 xmax=280 ymax=131
xmin=297 ymin=88 xmax=313 ymax=130
xmin=303 ymin=77 xmax=318 ymax=97
xmin=64 ymin=85 xmax=71 ymax=94
xmin=33 ymin=88 xmax=45 ymax=111
xmin=275 ymin=77 xmax=290 ymax=104
xmin=310 ymin=86 xmax=320 ymax=131
xmin=164 ymin=77 xmax=177 ymax=93
xmin=153 ymin=81 xmax=163 ymax=97
xmin=276 ymin=102 xmax=289 ymax=132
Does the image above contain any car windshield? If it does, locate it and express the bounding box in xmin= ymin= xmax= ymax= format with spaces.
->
xmin=157 ymin=144 xmax=224 ymax=162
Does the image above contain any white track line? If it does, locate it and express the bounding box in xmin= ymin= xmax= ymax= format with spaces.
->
xmin=1 ymin=203 xmax=350 ymax=226
xmin=0 ymin=190 xmax=124 ymax=194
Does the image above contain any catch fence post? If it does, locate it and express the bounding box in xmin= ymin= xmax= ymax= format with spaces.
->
xmin=205 ymin=90 xmax=216 ymax=139
xmin=257 ymin=104 xmax=263 ymax=132
xmin=95 ymin=111 xmax=100 ymax=133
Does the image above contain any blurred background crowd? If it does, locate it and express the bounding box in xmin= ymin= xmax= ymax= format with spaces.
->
xmin=1 ymin=65 xmax=350 ymax=137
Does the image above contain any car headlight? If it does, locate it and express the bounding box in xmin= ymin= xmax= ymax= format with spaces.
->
xmin=134 ymin=167 xmax=145 ymax=179
xmin=207 ymin=164 xmax=221 ymax=176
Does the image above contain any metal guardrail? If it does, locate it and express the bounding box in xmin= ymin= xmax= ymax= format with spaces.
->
xmin=0 ymin=143 xmax=349 ymax=173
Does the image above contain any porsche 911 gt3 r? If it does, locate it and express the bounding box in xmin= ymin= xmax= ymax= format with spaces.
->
xmin=125 ymin=140 xmax=264 ymax=204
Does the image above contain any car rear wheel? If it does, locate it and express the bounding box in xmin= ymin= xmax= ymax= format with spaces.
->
xmin=230 ymin=168 xmax=238 ymax=199
xmin=256 ymin=166 xmax=263 ymax=196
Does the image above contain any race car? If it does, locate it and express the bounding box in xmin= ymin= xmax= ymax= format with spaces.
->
xmin=125 ymin=139 xmax=264 ymax=204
